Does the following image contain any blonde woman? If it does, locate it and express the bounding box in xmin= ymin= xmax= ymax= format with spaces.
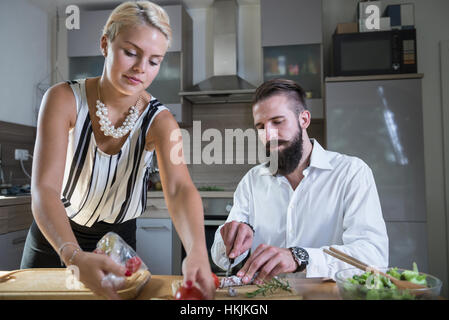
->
xmin=21 ymin=1 xmax=215 ymax=299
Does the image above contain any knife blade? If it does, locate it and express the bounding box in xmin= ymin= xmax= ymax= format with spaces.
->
xmin=226 ymin=258 xmax=234 ymax=278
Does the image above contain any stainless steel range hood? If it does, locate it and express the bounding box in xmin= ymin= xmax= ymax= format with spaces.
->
xmin=179 ymin=0 xmax=256 ymax=104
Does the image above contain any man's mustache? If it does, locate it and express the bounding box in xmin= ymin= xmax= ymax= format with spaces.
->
xmin=266 ymin=140 xmax=289 ymax=150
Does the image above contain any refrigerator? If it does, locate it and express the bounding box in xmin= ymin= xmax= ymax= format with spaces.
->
xmin=325 ymin=76 xmax=428 ymax=271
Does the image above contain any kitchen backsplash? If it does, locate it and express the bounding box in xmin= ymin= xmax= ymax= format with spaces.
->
xmin=183 ymin=103 xmax=325 ymax=191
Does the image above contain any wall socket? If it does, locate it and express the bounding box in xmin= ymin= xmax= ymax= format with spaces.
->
xmin=15 ymin=149 xmax=29 ymax=161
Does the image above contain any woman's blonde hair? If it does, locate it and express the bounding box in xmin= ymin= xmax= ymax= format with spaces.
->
xmin=103 ymin=1 xmax=172 ymax=47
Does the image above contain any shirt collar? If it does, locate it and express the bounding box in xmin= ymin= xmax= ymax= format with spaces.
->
xmin=257 ymin=139 xmax=333 ymax=176
xmin=309 ymin=139 xmax=333 ymax=171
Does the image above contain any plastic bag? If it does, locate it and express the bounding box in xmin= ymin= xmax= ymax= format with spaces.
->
xmin=94 ymin=232 xmax=147 ymax=290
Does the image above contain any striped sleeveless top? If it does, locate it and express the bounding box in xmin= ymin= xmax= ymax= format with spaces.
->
xmin=61 ymin=79 xmax=167 ymax=227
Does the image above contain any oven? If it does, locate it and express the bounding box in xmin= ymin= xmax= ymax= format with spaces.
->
xmin=180 ymin=197 xmax=245 ymax=276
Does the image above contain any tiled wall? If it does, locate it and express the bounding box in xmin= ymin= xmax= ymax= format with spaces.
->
xmin=185 ymin=103 xmax=325 ymax=191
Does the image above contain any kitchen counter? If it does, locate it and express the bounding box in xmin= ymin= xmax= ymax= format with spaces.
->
xmin=0 ymin=271 xmax=340 ymax=300
xmin=136 ymin=275 xmax=340 ymax=300
xmin=148 ymin=191 xmax=234 ymax=198
xmin=0 ymin=195 xmax=31 ymax=207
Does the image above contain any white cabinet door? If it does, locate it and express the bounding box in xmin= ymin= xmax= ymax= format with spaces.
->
xmin=136 ymin=218 xmax=173 ymax=275
xmin=261 ymin=0 xmax=322 ymax=47
xmin=67 ymin=10 xmax=111 ymax=57
xmin=0 ymin=229 xmax=29 ymax=270
xmin=67 ymin=6 xmax=185 ymax=56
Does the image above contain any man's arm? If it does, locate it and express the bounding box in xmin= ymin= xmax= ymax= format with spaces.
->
xmin=305 ymin=161 xmax=389 ymax=278
xmin=210 ymin=173 xmax=254 ymax=271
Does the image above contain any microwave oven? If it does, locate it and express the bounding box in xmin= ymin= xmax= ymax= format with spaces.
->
xmin=332 ymin=29 xmax=417 ymax=76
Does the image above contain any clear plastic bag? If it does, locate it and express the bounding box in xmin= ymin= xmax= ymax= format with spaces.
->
xmin=94 ymin=232 xmax=148 ymax=290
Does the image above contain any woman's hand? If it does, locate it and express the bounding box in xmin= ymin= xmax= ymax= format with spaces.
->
xmin=67 ymin=250 xmax=127 ymax=300
xmin=182 ymin=248 xmax=216 ymax=300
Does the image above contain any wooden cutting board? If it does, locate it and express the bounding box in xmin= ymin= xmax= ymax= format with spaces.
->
xmin=151 ymin=278 xmax=303 ymax=300
xmin=215 ymin=284 xmax=303 ymax=300
xmin=0 ymin=268 xmax=151 ymax=300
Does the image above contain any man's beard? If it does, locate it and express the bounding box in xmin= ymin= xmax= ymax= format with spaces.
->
xmin=265 ymin=128 xmax=303 ymax=176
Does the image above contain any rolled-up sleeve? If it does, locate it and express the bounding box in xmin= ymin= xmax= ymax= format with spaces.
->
xmin=211 ymin=173 xmax=253 ymax=271
xmin=304 ymin=161 xmax=389 ymax=278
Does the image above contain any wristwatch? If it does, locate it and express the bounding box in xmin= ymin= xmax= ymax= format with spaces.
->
xmin=289 ymin=247 xmax=309 ymax=273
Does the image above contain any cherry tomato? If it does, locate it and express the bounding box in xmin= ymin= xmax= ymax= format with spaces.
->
xmin=125 ymin=256 xmax=142 ymax=276
xmin=174 ymin=285 xmax=205 ymax=300
xmin=211 ymin=273 xmax=220 ymax=289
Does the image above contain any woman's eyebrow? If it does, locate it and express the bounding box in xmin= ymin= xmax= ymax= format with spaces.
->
xmin=124 ymin=40 xmax=164 ymax=58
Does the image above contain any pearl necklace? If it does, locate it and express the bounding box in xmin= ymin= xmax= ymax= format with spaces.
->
xmin=95 ymin=80 xmax=141 ymax=139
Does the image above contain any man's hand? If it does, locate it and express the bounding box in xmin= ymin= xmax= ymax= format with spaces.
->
xmin=220 ymin=221 xmax=254 ymax=259
xmin=237 ymin=244 xmax=297 ymax=284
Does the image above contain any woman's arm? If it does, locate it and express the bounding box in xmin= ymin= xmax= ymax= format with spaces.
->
xmin=147 ymin=110 xmax=215 ymax=299
xmin=31 ymin=83 xmax=126 ymax=299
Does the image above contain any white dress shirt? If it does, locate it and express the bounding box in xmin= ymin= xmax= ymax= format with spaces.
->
xmin=211 ymin=139 xmax=389 ymax=278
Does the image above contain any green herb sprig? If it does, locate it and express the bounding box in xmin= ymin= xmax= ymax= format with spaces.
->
xmin=245 ymin=277 xmax=292 ymax=298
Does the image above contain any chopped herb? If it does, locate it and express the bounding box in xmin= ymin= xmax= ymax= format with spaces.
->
xmin=245 ymin=277 xmax=292 ymax=298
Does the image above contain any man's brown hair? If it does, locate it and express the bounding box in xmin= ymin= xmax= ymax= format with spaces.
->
xmin=252 ymin=78 xmax=308 ymax=115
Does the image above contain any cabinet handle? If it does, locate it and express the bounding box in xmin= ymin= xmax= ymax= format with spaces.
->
xmin=140 ymin=226 xmax=170 ymax=231
xmin=204 ymin=220 xmax=226 ymax=226
xmin=12 ymin=236 xmax=27 ymax=245
xmin=148 ymin=205 xmax=167 ymax=210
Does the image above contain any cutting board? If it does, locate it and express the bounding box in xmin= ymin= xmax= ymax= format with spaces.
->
xmin=0 ymin=268 xmax=151 ymax=300
xmin=154 ymin=278 xmax=303 ymax=300
xmin=215 ymin=285 xmax=303 ymax=300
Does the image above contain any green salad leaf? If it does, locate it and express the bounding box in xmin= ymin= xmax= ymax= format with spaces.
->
xmin=342 ymin=262 xmax=428 ymax=300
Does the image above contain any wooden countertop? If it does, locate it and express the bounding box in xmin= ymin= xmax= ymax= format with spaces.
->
xmin=136 ymin=275 xmax=340 ymax=300
xmin=0 ymin=195 xmax=31 ymax=207
xmin=0 ymin=271 xmax=340 ymax=300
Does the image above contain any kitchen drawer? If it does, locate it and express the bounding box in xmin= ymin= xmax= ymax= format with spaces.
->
xmin=0 ymin=203 xmax=33 ymax=235
xmin=0 ymin=229 xmax=29 ymax=270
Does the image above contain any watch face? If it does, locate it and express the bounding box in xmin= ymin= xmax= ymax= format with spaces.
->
xmin=294 ymin=247 xmax=309 ymax=264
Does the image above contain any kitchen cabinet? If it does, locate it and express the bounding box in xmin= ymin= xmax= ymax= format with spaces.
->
xmin=136 ymin=218 xmax=181 ymax=275
xmin=67 ymin=6 xmax=185 ymax=57
xmin=67 ymin=5 xmax=193 ymax=125
xmin=0 ymin=197 xmax=33 ymax=270
xmin=385 ymin=222 xmax=429 ymax=272
xmin=0 ymin=229 xmax=28 ymax=270
xmin=260 ymin=0 xmax=324 ymax=121
xmin=260 ymin=0 xmax=322 ymax=47
xmin=325 ymin=75 xmax=428 ymax=271
xmin=67 ymin=10 xmax=110 ymax=58
xmin=138 ymin=192 xmax=182 ymax=275
xmin=148 ymin=5 xmax=193 ymax=126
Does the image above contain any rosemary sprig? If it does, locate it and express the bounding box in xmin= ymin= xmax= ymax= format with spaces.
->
xmin=245 ymin=277 xmax=292 ymax=298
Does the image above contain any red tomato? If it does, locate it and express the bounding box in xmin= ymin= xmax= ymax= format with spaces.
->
xmin=174 ymin=285 xmax=205 ymax=300
xmin=211 ymin=273 xmax=220 ymax=289
xmin=125 ymin=256 xmax=142 ymax=276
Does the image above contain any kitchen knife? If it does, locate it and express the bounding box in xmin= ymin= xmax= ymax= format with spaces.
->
xmin=226 ymin=258 xmax=234 ymax=278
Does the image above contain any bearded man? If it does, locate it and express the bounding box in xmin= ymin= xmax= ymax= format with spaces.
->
xmin=211 ymin=79 xmax=389 ymax=284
